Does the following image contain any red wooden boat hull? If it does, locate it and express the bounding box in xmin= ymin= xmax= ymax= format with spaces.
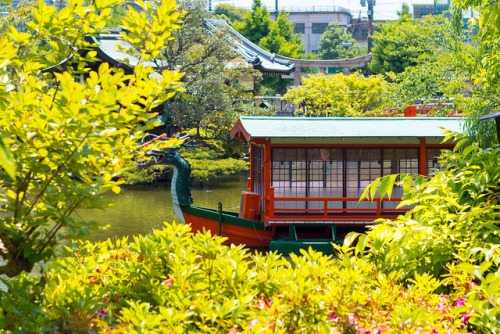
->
xmin=181 ymin=206 xmax=273 ymax=248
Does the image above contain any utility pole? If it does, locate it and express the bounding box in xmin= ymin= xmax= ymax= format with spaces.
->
xmin=275 ymin=0 xmax=279 ymax=20
xmin=361 ymin=0 xmax=375 ymax=53
xmin=361 ymin=0 xmax=374 ymax=75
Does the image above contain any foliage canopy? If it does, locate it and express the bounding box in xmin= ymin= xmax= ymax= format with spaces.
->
xmin=283 ymin=73 xmax=391 ymax=116
xmin=317 ymin=23 xmax=364 ymax=60
xmin=214 ymin=4 xmax=248 ymax=23
xmin=0 ymin=0 xmax=184 ymax=277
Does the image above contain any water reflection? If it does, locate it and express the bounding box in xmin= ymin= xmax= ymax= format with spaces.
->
xmin=73 ymin=173 xmax=248 ymax=243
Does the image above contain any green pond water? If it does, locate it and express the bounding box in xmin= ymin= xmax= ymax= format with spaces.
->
xmin=0 ymin=174 xmax=248 ymax=291
xmin=73 ymin=173 xmax=249 ymax=243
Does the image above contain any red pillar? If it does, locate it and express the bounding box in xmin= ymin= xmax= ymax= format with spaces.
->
xmin=263 ymin=140 xmax=272 ymax=221
xmin=419 ymin=138 xmax=427 ymax=176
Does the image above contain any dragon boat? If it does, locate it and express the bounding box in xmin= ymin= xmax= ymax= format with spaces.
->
xmin=138 ymin=116 xmax=462 ymax=254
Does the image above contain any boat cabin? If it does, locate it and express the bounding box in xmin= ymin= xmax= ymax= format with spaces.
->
xmin=230 ymin=117 xmax=462 ymax=239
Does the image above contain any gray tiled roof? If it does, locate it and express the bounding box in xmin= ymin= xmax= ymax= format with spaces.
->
xmin=204 ymin=19 xmax=294 ymax=75
xmin=42 ymin=33 xmax=167 ymax=75
xmin=43 ymin=19 xmax=293 ymax=76
xmin=87 ymin=34 xmax=167 ymax=69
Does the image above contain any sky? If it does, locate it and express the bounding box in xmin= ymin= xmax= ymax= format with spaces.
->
xmin=212 ymin=0 xmax=438 ymax=20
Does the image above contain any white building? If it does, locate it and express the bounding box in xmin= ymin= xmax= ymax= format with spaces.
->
xmin=270 ymin=6 xmax=352 ymax=54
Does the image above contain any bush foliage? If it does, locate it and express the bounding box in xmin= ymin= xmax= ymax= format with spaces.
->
xmin=0 ymin=0 xmax=184 ymax=277
xmin=0 ymin=223 xmax=472 ymax=333
xmin=283 ymin=73 xmax=391 ymax=117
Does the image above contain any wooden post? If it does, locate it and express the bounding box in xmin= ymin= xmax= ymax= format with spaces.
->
xmin=264 ymin=140 xmax=272 ymax=221
xmin=419 ymin=138 xmax=427 ymax=176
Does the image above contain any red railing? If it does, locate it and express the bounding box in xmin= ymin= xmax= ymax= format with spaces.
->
xmin=265 ymin=188 xmax=408 ymax=222
xmin=377 ymin=104 xmax=463 ymax=118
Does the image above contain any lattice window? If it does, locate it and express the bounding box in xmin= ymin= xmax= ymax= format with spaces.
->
xmin=252 ymin=145 xmax=262 ymax=195
xmin=426 ymin=148 xmax=447 ymax=176
xmin=381 ymin=148 xmax=419 ymax=209
xmin=270 ymin=147 xmax=422 ymax=216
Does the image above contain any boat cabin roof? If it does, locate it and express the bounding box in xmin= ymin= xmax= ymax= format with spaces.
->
xmin=230 ymin=117 xmax=463 ymax=143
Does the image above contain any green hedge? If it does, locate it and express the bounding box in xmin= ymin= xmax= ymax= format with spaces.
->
xmin=0 ymin=223 xmax=472 ymax=333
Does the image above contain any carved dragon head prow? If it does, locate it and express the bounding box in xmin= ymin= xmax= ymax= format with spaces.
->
xmin=134 ymin=134 xmax=193 ymax=218
xmin=136 ymin=133 xmax=190 ymax=170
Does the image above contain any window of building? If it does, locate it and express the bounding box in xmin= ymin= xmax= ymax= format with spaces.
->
xmin=426 ymin=148 xmax=447 ymax=176
xmin=270 ymin=147 xmax=421 ymax=215
xmin=252 ymin=145 xmax=262 ymax=195
xmin=312 ymin=23 xmax=328 ymax=34
xmin=294 ymin=23 xmax=305 ymax=34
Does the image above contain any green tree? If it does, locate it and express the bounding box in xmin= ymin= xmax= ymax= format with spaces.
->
xmin=370 ymin=16 xmax=417 ymax=74
xmin=0 ymin=1 xmax=67 ymax=64
xmin=232 ymin=0 xmax=271 ymax=45
xmin=160 ymin=0 xmax=265 ymax=142
xmin=397 ymin=2 xmax=412 ymax=18
xmin=283 ymin=73 xmax=391 ymax=116
xmin=105 ymin=4 xmax=127 ymax=27
xmin=375 ymin=9 xmax=496 ymax=147
xmin=449 ymin=0 xmax=500 ymax=148
xmin=260 ymin=11 xmax=304 ymax=58
xmin=317 ymin=23 xmax=364 ymax=60
xmin=214 ymin=4 xmax=248 ymax=23
xmin=371 ymin=13 xmax=473 ymax=107
xmin=233 ymin=3 xmax=305 ymax=94
xmin=0 ymin=0 xmax=184 ymax=277
xmin=452 ymin=0 xmax=500 ymax=92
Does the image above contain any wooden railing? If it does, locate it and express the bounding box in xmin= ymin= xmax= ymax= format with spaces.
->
xmin=378 ymin=104 xmax=463 ymax=117
xmin=265 ymin=188 xmax=408 ymax=222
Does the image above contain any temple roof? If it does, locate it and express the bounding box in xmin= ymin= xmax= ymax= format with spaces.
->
xmin=203 ymin=19 xmax=294 ymax=75
xmin=43 ymin=21 xmax=293 ymax=76
xmin=230 ymin=117 xmax=463 ymax=142
xmin=42 ymin=34 xmax=166 ymax=76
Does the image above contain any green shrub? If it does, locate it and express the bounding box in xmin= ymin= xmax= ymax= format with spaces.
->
xmin=360 ymin=134 xmax=500 ymax=282
xmin=356 ymin=133 xmax=500 ymax=331
xmin=1 ymin=223 xmax=471 ymax=333
xmin=184 ymin=147 xmax=249 ymax=183
xmin=119 ymin=160 xmax=172 ymax=185
xmin=120 ymin=147 xmax=249 ymax=185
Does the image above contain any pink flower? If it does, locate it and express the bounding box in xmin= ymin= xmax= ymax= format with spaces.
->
xmin=248 ymin=318 xmax=259 ymax=329
xmin=162 ymin=278 xmax=174 ymax=287
xmin=453 ymin=297 xmax=465 ymax=307
xmin=436 ymin=295 xmax=448 ymax=312
xmin=461 ymin=312 xmax=471 ymax=325
xmin=347 ymin=313 xmax=358 ymax=323
xmin=328 ymin=314 xmax=342 ymax=322
xmin=228 ymin=327 xmax=240 ymax=334
xmin=93 ymin=309 xmax=108 ymax=319
xmin=436 ymin=303 xmax=447 ymax=312
xmin=439 ymin=295 xmax=449 ymax=302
